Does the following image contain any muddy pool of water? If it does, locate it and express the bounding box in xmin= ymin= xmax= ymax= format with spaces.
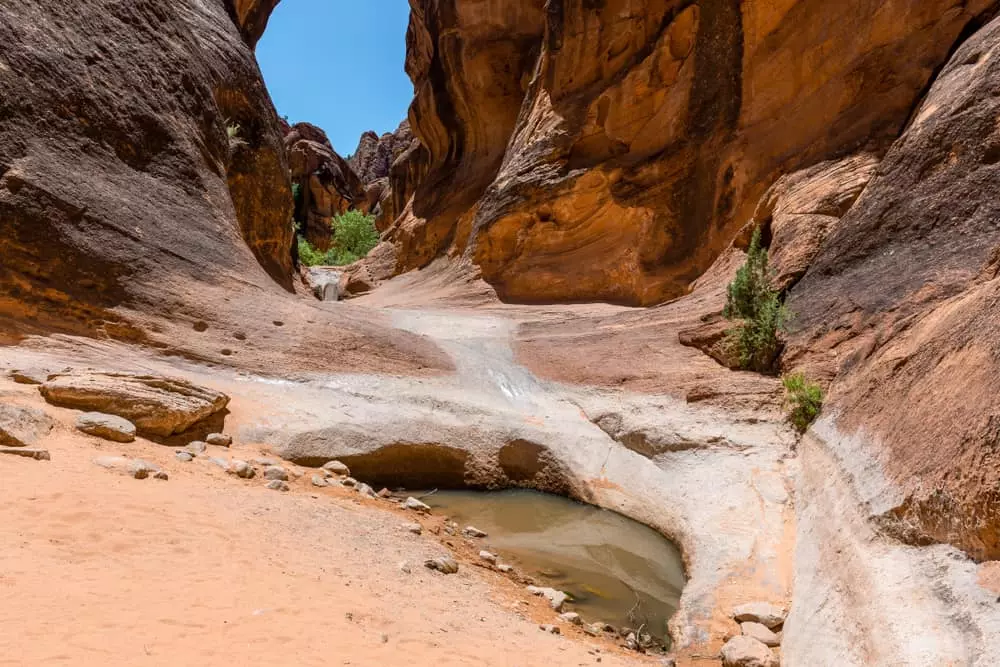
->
xmin=425 ymin=489 xmax=686 ymax=644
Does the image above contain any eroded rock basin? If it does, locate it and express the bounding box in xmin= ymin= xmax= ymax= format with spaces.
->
xmin=426 ymin=489 xmax=686 ymax=645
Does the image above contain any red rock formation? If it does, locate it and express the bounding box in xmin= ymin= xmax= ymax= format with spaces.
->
xmin=373 ymin=0 xmax=995 ymax=306
xmin=285 ymin=122 xmax=366 ymax=250
xmin=0 ymin=0 xmax=449 ymax=376
xmin=782 ymin=12 xmax=1000 ymax=561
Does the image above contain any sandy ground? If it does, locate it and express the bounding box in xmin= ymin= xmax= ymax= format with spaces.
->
xmin=0 ymin=384 xmax=653 ymax=667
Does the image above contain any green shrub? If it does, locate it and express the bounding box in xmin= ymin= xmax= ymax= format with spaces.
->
xmin=332 ymin=210 xmax=378 ymax=259
xmin=723 ymin=227 xmax=789 ymax=373
xmin=225 ymin=121 xmax=247 ymax=151
xmin=296 ymin=211 xmax=378 ymax=267
xmin=782 ymin=373 xmax=824 ymax=433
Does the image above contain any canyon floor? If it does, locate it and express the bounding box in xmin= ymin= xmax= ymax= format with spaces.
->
xmin=3 ymin=263 xmax=999 ymax=666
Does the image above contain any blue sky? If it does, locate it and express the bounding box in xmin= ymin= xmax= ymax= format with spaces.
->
xmin=256 ymin=0 xmax=413 ymax=156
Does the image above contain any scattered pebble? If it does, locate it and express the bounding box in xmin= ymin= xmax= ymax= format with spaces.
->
xmin=322 ymin=460 xmax=350 ymax=476
xmin=341 ymin=477 xmax=358 ymax=488
xmin=539 ymin=624 xmax=560 ymax=635
xmin=228 ymin=460 xmax=256 ymax=478
xmin=740 ymin=621 xmax=781 ymax=647
xmin=479 ymin=550 xmax=498 ymax=564
xmin=721 ymin=635 xmax=779 ymax=667
xmin=497 ymin=564 xmax=514 ymax=574
xmin=266 ymin=480 xmax=290 ymax=492
xmin=403 ymin=523 xmax=423 ymax=535
xmin=311 ymin=474 xmax=328 ymax=488
xmin=263 ymin=465 xmax=289 ymax=481
xmin=377 ymin=488 xmax=392 ymax=498
xmin=732 ymin=602 xmax=786 ymax=630
xmin=127 ymin=459 xmax=161 ymax=480
xmin=175 ymin=451 xmax=194 ymax=463
xmin=398 ymin=561 xmax=411 ymax=574
xmin=153 ymin=471 xmax=169 ymax=481
xmin=559 ymin=612 xmax=582 ymax=625
xmin=403 ymin=497 xmax=431 ymax=513
xmin=186 ymin=441 xmax=208 ymax=455
xmin=527 ymin=586 xmax=569 ymax=611
xmin=206 ymin=433 xmax=232 ymax=447
xmin=424 ymin=557 xmax=459 ymax=574
xmin=463 ymin=526 xmax=488 ymax=538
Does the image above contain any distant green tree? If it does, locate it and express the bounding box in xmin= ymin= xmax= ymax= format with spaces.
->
xmin=296 ymin=211 xmax=378 ymax=267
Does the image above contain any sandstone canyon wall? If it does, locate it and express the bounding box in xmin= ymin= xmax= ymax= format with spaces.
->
xmin=369 ymin=0 xmax=996 ymax=306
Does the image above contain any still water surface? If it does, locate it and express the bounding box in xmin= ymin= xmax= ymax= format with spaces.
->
xmin=425 ymin=489 xmax=686 ymax=644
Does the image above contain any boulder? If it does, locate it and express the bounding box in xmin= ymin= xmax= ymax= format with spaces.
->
xmin=732 ymin=603 xmax=786 ymax=630
xmin=40 ymin=373 xmax=229 ymax=436
xmin=721 ymin=636 xmax=779 ymax=667
xmin=75 ymin=412 xmax=136 ymax=443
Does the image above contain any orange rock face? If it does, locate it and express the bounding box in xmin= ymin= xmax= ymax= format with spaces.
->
xmin=376 ymin=0 xmax=993 ymax=305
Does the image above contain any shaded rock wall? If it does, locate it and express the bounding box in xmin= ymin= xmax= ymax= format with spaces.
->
xmin=0 ymin=0 xmax=294 ymax=343
xmin=782 ymin=11 xmax=1000 ymax=561
xmin=376 ymin=0 xmax=994 ymax=305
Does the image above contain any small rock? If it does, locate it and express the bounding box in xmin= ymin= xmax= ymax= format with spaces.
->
xmin=721 ymin=636 xmax=779 ymax=667
xmin=497 ymin=564 xmax=514 ymax=574
xmin=175 ymin=451 xmax=194 ymax=462
xmin=228 ymin=460 xmax=256 ymax=479
xmin=0 ymin=404 xmax=54 ymax=448
xmin=527 ymin=586 xmax=569 ymax=611
xmin=251 ymin=457 xmax=279 ymax=467
xmin=660 ymin=657 xmax=677 ymax=667
xmin=266 ymin=480 xmax=290 ymax=492
xmin=127 ymin=459 xmax=160 ymax=480
xmin=207 ymin=457 xmax=229 ymax=469
xmin=263 ymin=465 xmax=289 ymax=481
xmin=75 ymin=412 xmax=136 ymax=443
xmin=206 ymin=433 xmax=232 ymax=447
xmin=559 ymin=612 xmax=582 ymax=625
xmin=403 ymin=497 xmax=431 ymax=513
xmin=732 ymin=602 xmax=786 ymax=630
xmin=322 ymin=460 xmax=350 ymax=476
xmin=625 ymin=632 xmax=639 ymax=651
xmin=479 ymin=550 xmax=498 ymax=564
xmin=186 ymin=441 xmax=208 ymax=455
xmin=740 ymin=621 xmax=781 ymax=647
xmin=398 ymin=561 xmax=411 ymax=574
xmin=377 ymin=488 xmax=392 ymax=498
xmin=463 ymin=526 xmax=488 ymax=538
xmin=539 ymin=624 xmax=560 ymax=635
xmin=424 ymin=557 xmax=459 ymax=574
xmin=356 ymin=482 xmax=376 ymax=498
xmin=403 ymin=523 xmax=423 ymax=535
xmin=311 ymin=474 xmax=328 ymax=487
xmin=341 ymin=477 xmax=358 ymax=488
xmin=153 ymin=471 xmax=169 ymax=481
xmin=0 ymin=447 xmax=50 ymax=461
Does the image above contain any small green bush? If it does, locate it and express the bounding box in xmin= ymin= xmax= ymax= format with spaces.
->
xmin=783 ymin=373 xmax=824 ymax=433
xmin=225 ymin=121 xmax=247 ymax=151
xmin=332 ymin=210 xmax=379 ymax=259
xmin=296 ymin=210 xmax=378 ymax=267
xmin=723 ymin=227 xmax=789 ymax=373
